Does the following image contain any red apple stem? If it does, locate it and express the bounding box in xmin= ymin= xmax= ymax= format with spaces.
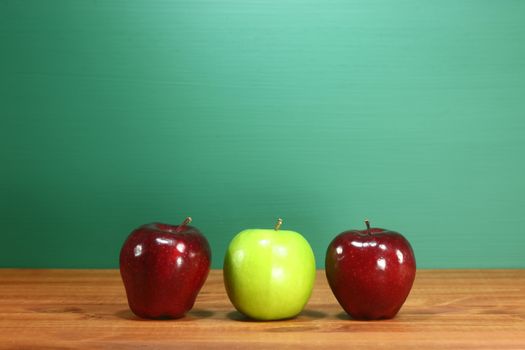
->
xmin=274 ymin=218 xmax=283 ymax=231
xmin=365 ymin=218 xmax=371 ymax=235
xmin=175 ymin=217 xmax=192 ymax=232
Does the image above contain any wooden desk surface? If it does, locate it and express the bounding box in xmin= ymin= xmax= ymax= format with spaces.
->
xmin=0 ymin=269 xmax=524 ymax=349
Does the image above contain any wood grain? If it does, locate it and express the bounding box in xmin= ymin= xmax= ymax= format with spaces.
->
xmin=0 ymin=270 xmax=524 ymax=349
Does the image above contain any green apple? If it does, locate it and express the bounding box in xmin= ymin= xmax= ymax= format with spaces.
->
xmin=223 ymin=218 xmax=316 ymax=320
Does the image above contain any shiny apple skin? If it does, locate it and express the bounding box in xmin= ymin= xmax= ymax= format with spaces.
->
xmin=325 ymin=228 xmax=416 ymax=320
xmin=120 ymin=223 xmax=211 ymax=319
xmin=223 ymin=228 xmax=316 ymax=320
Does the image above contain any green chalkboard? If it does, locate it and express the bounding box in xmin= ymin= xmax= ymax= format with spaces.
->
xmin=1 ymin=0 xmax=524 ymax=268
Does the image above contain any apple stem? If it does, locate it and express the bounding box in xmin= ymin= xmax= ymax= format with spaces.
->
xmin=175 ymin=217 xmax=192 ymax=232
xmin=274 ymin=218 xmax=283 ymax=231
xmin=365 ymin=218 xmax=371 ymax=235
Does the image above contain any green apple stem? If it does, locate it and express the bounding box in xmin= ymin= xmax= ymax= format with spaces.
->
xmin=274 ymin=218 xmax=283 ymax=231
xmin=365 ymin=219 xmax=371 ymax=235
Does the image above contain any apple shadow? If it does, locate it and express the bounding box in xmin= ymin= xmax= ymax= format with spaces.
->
xmin=336 ymin=312 xmax=352 ymax=320
xmin=114 ymin=308 xmax=214 ymax=321
xmin=115 ymin=309 xmax=143 ymax=321
xmin=335 ymin=311 xmax=400 ymax=321
xmin=226 ymin=311 xmax=258 ymax=322
xmin=300 ymin=309 xmax=327 ymax=319
xmin=226 ymin=309 xmax=327 ymax=322
xmin=186 ymin=309 xmax=215 ymax=319
xmin=226 ymin=311 xmax=297 ymax=322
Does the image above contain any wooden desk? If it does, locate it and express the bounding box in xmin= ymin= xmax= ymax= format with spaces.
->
xmin=1 ymin=269 xmax=524 ymax=349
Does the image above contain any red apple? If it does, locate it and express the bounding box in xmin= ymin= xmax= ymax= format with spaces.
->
xmin=119 ymin=217 xmax=211 ymax=319
xmin=325 ymin=219 xmax=416 ymax=320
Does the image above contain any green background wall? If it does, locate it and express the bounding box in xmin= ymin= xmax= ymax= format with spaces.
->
xmin=2 ymin=0 xmax=524 ymax=269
